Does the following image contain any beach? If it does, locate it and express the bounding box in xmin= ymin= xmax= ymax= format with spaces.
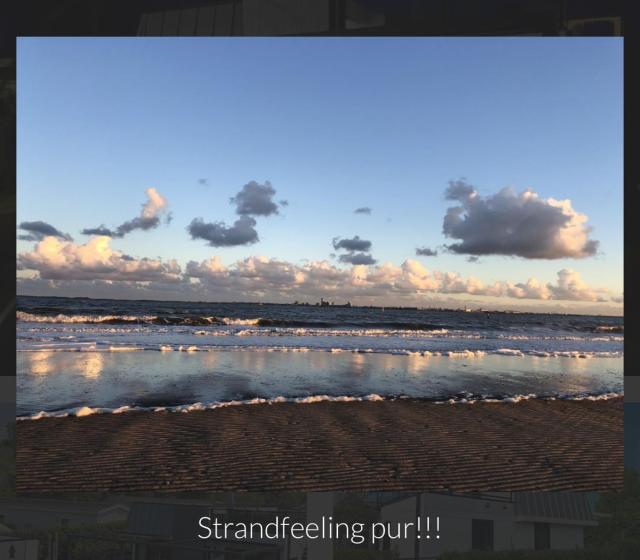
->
xmin=16 ymin=296 xmax=624 ymax=492
xmin=16 ymin=36 xmax=624 ymax=503
xmin=17 ymin=396 xmax=623 ymax=493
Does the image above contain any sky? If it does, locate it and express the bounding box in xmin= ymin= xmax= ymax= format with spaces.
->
xmin=16 ymin=38 xmax=623 ymax=315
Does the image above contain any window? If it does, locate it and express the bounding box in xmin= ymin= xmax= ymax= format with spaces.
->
xmin=471 ymin=519 xmax=494 ymax=551
xmin=534 ymin=522 xmax=551 ymax=550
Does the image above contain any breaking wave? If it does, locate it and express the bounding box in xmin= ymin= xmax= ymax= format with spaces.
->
xmin=15 ymin=342 xmax=623 ymax=358
xmin=593 ymin=325 xmax=624 ymax=333
xmin=17 ymin=312 xmax=456 ymax=331
xmin=18 ymin=391 xmax=624 ymax=421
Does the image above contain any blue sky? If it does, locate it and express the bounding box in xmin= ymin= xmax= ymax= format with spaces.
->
xmin=16 ymin=38 xmax=623 ymax=313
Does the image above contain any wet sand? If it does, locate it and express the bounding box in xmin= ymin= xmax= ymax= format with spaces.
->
xmin=16 ymin=397 xmax=623 ymax=493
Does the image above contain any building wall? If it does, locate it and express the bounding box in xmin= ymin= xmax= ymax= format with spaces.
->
xmin=1 ymin=507 xmax=90 ymax=529
xmin=381 ymin=494 xmax=588 ymax=557
xmin=0 ymin=539 xmax=39 ymax=560
xmin=380 ymin=494 xmax=519 ymax=558
xmin=551 ymin=524 xmax=584 ymax=550
xmin=508 ymin=520 xmax=585 ymax=550
xmin=307 ymin=493 xmax=334 ymax=560
xmin=96 ymin=507 xmax=129 ymax=525
xmin=510 ymin=521 xmax=535 ymax=549
xmin=420 ymin=494 xmax=516 ymax=557
xmin=1 ymin=505 xmax=127 ymax=530
xmin=379 ymin=497 xmax=417 ymax=559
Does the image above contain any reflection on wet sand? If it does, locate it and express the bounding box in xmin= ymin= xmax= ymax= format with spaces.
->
xmin=79 ymin=352 xmax=104 ymax=379
xmin=27 ymin=351 xmax=54 ymax=375
xmin=17 ymin=349 xmax=623 ymax=416
xmin=27 ymin=350 xmax=104 ymax=379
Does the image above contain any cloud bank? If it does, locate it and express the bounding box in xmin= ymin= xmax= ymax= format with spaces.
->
xmin=18 ymin=236 xmax=617 ymax=307
xmin=354 ymin=207 xmax=372 ymax=215
xmin=18 ymin=236 xmax=181 ymax=282
xmin=186 ymin=257 xmax=612 ymax=304
xmin=442 ymin=180 xmax=599 ymax=259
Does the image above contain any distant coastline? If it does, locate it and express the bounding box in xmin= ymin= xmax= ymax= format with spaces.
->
xmin=16 ymin=293 xmax=624 ymax=318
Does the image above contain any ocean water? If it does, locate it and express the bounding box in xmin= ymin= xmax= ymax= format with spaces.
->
xmin=17 ymin=295 xmax=623 ymax=418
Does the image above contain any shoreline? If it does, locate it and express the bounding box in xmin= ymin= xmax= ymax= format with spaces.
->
xmin=17 ymin=397 xmax=623 ymax=493
xmin=17 ymin=392 xmax=624 ymax=421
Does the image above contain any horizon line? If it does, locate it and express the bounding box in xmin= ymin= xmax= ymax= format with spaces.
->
xmin=16 ymin=293 xmax=624 ymax=319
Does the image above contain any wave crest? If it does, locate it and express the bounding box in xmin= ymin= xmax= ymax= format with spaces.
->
xmin=19 ymin=392 xmax=623 ymax=421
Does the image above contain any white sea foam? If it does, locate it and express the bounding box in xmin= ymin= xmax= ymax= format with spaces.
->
xmin=439 ymin=392 xmax=624 ymax=405
xmin=443 ymin=350 xmax=486 ymax=358
xmin=108 ymin=346 xmax=143 ymax=352
xmin=19 ymin=393 xmax=388 ymax=420
xmin=495 ymin=348 xmax=524 ymax=356
xmin=18 ymin=311 xmax=156 ymax=324
xmin=18 ymin=391 xmax=623 ymax=421
xmin=15 ymin=343 xmax=623 ymax=359
xmin=21 ymin=322 xmax=623 ymax=342
xmin=221 ymin=317 xmax=262 ymax=326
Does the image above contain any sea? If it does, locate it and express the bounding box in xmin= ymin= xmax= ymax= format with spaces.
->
xmin=16 ymin=295 xmax=624 ymax=418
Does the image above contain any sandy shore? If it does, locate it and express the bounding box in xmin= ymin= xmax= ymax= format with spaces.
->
xmin=16 ymin=397 xmax=623 ymax=493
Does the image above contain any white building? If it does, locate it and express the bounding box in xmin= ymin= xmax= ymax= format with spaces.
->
xmin=0 ymin=536 xmax=39 ymax=560
xmin=0 ymin=522 xmax=39 ymax=560
xmin=0 ymin=498 xmax=129 ymax=530
xmin=124 ymin=499 xmax=307 ymax=559
xmin=380 ymin=492 xmax=597 ymax=559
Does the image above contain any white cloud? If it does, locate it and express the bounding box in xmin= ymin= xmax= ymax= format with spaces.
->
xmin=547 ymin=268 xmax=607 ymax=302
xmin=17 ymin=238 xmax=619 ymax=308
xmin=443 ymin=180 xmax=599 ymax=259
xmin=184 ymin=256 xmax=615 ymax=304
xmin=18 ymin=236 xmax=181 ymax=283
